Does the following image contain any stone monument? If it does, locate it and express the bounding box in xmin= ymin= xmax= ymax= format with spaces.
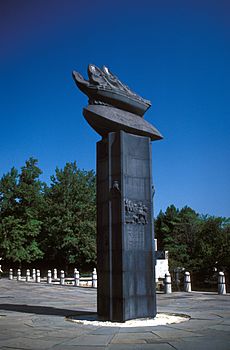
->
xmin=72 ymin=64 xmax=163 ymax=322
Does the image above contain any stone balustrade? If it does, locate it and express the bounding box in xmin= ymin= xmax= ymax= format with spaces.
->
xmin=8 ymin=269 xmax=227 ymax=294
xmin=9 ymin=268 xmax=13 ymax=280
xmin=26 ymin=269 xmax=30 ymax=282
xmin=53 ymin=268 xmax=58 ymax=280
xmin=184 ymin=271 xmax=192 ymax=292
xmin=8 ymin=268 xmax=98 ymax=288
xmin=60 ymin=270 xmax=65 ymax=285
xmin=164 ymin=272 xmax=172 ymax=294
xmin=36 ymin=269 xmax=40 ymax=283
xmin=218 ymin=271 xmax=226 ymax=295
xmin=74 ymin=268 xmax=80 ymax=286
xmin=92 ymin=267 xmax=97 ymax=288
xmin=17 ymin=269 xmax=21 ymax=281
xmin=47 ymin=270 xmax=52 ymax=284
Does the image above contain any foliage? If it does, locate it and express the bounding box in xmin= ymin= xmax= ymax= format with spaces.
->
xmin=1 ymin=158 xmax=229 ymax=275
xmin=40 ymin=162 xmax=96 ymax=269
xmin=195 ymin=215 xmax=230 ymax=271
xmin=0 ymin=158 xmax=44 ymax=264
xmin=0 ymin=159 xmax=96 ymax=269
xmin=155 ymin=205 xmax=230 ymax=273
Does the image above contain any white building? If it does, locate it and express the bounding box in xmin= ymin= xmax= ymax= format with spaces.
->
xmin=154 ymin=239 xmax=169 ymax=282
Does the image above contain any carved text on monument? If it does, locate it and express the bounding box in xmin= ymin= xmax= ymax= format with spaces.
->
xmin=126 ymin=225 xmax=145 ymax=250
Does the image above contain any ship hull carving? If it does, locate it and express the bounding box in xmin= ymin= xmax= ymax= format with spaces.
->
xmin=83 ymin=105 xmax=163 ymax=141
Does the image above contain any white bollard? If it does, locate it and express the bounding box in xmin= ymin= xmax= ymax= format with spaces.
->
xmin=218 ymin=272 xmax=226 ymax=295
xmin=74 ymin=268 xmax=80 ymax=286
xmin=92 ymin=268 xmax=97 ymax=288
xmin=53 ymin=268 xmax=58 ymax=280
xmin=17 ymin=269 xmax=21 ymax=281
xmin=164 ymin=272 xmax=172 ymax=294
xmin=60 ymin=270 xmax=65 ymax=285
xmin=9 ymin=269 xmax=13 ymax=280
xmin=26 ymin=269 xmax=30 ymax=282
xmin=184 ymin=271 xmax=191 ymax=292
xmin=32 ymin=268 xmax=36 ymax=281
xmin=47 ymin=270 xmax=52 ymax=284
xmin=36 ymin=269 xmax=41 ymax=283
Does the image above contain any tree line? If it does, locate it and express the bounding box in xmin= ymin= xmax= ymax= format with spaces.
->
xmin=155 ymin=205 xmax=230 ymax=274
xmin=0 ymin=158 xmax=229 ymax=274
xmin=0 ymin=158 xmax=96 ymax=271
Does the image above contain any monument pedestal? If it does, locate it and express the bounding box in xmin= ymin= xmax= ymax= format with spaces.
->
xmin=97 ymin=131 xmax=156 ymax=322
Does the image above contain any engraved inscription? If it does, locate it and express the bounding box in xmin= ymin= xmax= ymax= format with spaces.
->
xmin=126 ymin=225 xmax=145 ymax=250
xmin=124 ymin=198 xmax=148 ymax=225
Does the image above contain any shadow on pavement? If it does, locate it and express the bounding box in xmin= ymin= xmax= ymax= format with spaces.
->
xmin=0 ymin=303 xmax=97 ymax=317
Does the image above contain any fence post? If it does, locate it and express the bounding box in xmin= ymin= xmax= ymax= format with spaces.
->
xmin=92 ymin=268 xmax=97 ymax=288
xmin=26 ymin=269 xmax=30 ymax=282
xmin=60 ymin=270 xmax=65 ymax=285
xmin=218 ymin=271 xmax=226 ymax=295
xmin=53 ymin=268 xmax=58 ymax=280
xmin=164 ymin=272 xmax=172 ymax=294
xmin=17 ymin=269 xmax=21 ymax=281
xmin=47 ymin=270 xmax=52 ymax=284
xmin=36 ymin=269 xmax=40 ymax=283
xmin=9 ymin=269 xmax=13 ymax=280
xmin=74 ymin=268 xmax=80 ymax=286
xmin=184 ymin=271 xmax=191 ymax=292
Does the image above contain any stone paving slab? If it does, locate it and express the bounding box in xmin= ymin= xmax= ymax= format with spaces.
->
xmin=0 ymin=279 xmax=230 ymax=349
xmin=0 ymin=336 xmax=61 ymax=349
xmin=108 ymin=344 xmax=174 ymax=350
xmin=110 ymin=332 xmax=159 ymax=344
xmin=64 ymin=334 xmax=114 ymax=346
xmin=54 ymin=347 xmax=106 ymax=350
xmin=169 ymin=337 xmax=230 ymax=350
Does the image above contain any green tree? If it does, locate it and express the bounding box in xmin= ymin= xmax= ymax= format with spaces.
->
xmin=0 ymin=158 xmax=44 ymax=264
xmin=221 ymin=220 xmax=230 ymax=271
xmin=155 ymin=205 xmax=188 ymax=269
xmin=195 ymin=216 xmax=230 ymax=272
xmin=155 ymin=205 xmax=230 ymax=274
xmin=155 ymin=205 xmax=200 ymax=270
xmin=41 ymin=162 xmax=96 ymax=270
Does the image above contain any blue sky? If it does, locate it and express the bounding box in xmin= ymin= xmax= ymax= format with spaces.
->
xmin=0 ymin=0 xmax=229 ymax=217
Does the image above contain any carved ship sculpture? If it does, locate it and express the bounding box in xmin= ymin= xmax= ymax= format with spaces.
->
xmin=72 ymin=64 xmax=163 ymax=141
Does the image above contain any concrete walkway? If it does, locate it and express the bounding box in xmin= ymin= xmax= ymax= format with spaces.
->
xmin=0 ymin=279 xmax=229 ymax=349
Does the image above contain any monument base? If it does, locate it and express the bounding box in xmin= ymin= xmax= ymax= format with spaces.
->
xmin=97 ymin=131 xmax=156 ymax=322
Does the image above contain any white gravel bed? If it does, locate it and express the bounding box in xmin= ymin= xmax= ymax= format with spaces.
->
xmin=68 ymin=312 xmax=190 ymax=327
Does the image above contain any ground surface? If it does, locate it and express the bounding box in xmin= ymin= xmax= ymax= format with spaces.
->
xmin=0 ymin=279 xmax=229 ymax=349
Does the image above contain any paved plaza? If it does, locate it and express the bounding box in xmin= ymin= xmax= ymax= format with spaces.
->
xmin=0 ymin=279 xmax=229 ymax=349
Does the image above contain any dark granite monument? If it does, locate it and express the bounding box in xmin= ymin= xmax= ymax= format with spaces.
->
xmin=72 ymin=64 xmax=163 ymax=322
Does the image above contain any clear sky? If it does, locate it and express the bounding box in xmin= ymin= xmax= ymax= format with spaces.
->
xmin=0 ymin=0 xmax=229 ymax=218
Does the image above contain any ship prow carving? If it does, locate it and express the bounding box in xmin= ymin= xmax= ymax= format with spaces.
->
xmin=72 ymin=64 xmax=163 ymax=141
xmin=72 ymin=64 xmax=151 ymax=117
